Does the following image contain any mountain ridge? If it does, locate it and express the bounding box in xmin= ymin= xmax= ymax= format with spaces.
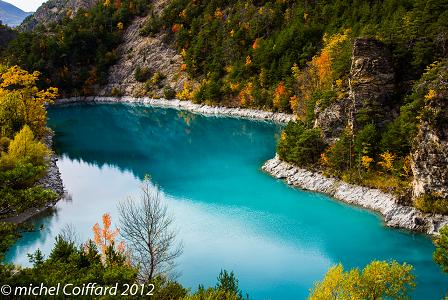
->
xmin=0 ymin=0 xmax=32 ymax=27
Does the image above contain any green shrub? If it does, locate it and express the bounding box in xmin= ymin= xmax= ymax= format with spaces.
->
xmin=321 ymin=131 xmax=353 ymax=176
xmin=0 ymin=186 xmax=57 ymax=214
xmin=433 ymin=225 xmax=448 ymax=273
xmin=163 ymin=86 xmax=176 ymax=99
xmin=0 ymin=222 xmax=19 ymax=260
xmin=354 ymin=124 xmax=380 ymax=159
xmin=140 ymin=14 xmax=161 ymax=37
xmin=414 ymin=193 xmax=448 ymax=215
xmin=0 ymin=136 xmax=10 ymax=152
xmin=0 ymin=161 xmax=46 ymax=189
xmin=277 ymin=122 xmax=326 ymax=166
xmin=145 ymin=72 xmax=166 ymax=91
xmin=110 ymin=87 xmax=123 ymax=97
xmin=134 ymin=66 xmax=152 ymax=82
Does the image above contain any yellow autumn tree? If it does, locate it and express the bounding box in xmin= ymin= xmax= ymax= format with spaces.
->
xmin=238 ymin=81 xmax=254 ymax=107
xmin=378 ymin=151 xmax=396 ymax=172
xmin=7 ymin=125 xmax=50 ymax=166
xmin=309 ymin=261 xmax=415 ymax=300
xmin=361 ymin=155 xmax=374 ymax=170
xmin=0 ymin=65 xmax=58 ymax=138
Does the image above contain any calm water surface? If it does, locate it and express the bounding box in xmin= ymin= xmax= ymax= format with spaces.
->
xmin=6 ymin=104 xmax=448 ymax=299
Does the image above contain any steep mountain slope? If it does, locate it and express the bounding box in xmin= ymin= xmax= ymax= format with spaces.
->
xmin=100 ymin=0 xmax=188 ymax=97
xmin=19 ymin=0 xmax=98 ymax=31
xmin=0 ymin=0 xmax=31 ymax=27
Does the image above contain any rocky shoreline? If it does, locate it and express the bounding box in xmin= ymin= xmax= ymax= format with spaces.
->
xmin=1 ymin=130 xmax=64 ymax=224
xmin=262 ymin=155 xmax=448 ymax=235
xmin=57 ymin=96 xmax=296 ymax=123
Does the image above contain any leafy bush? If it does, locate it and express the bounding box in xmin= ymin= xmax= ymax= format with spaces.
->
xmin=354 ymin=124 xmax=380 ymax=161
xmin=277 ymin=122 xmax=326 ymax=167
xmin=321 ymin=132 xmax=353 ymax=175
xmin=0 ymin=136 xmax=10 ymax=152
xmin=414 ymin=193 xmax=448 ymax=215
xmin=309 ymin=261 xmax=415 ymax=299
xmin=7 ymin=126 xmax=50 ymax=166
xmin=434 ymin=225 xmax=448 ymax=273
xmin=145 ymin=72 xmax=166 ymax=91
xmin=134 ymin=66 xmax=152 ymax=82
xmin=0 ymin=186 xmax=57 ymax=214
xmin=0 ymin=222 xmax=19 ymax=260
xmin=163 ymin=86 xmax=176 ymax=99
xmin=0 ymin=161 xmax=46 ymax=189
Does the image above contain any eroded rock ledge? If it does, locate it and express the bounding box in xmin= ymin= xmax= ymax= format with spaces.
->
xmin=262 ymin=155 xmax=448 ymax=235
xmin=57 ymin=97 xmax=296 ymax=123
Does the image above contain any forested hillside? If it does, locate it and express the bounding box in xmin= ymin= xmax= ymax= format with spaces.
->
xmin=1 ymin=0 xmax=448 ymax=213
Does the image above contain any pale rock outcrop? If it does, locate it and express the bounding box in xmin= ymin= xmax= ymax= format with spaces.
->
xmin=100 ymin=0 xmax=188 ymax=98
xmin=263 ymin=155 xmax=448 ymax=235
xmin=314 ymin=98 xmax=350 ymax=144
xmin=57 ymin=96 xmax=296 ymax=123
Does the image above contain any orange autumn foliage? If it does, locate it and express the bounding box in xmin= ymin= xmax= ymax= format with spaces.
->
xmin=313 ymin=50 xmax=332 ymax=87
xmin=273 ymin=81 xmax=288 ymax=110
xmin=93 ymin=213 xmax=125 ymax=257
xmin=252 ymin=38 xmax=261 ymax=50
xmin=172 ymin=23 xmax=182 ymax=33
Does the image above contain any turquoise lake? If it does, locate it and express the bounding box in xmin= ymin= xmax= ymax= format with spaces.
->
xmin=6 ymin=103 xmax=448 ymax=299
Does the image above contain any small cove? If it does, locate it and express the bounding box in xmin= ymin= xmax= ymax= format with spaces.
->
xmin=6 ymin=103 xmax=448 ymax=299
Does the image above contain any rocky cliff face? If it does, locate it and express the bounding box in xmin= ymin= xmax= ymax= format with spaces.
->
xmin=19 ymin=0 xmax=98 ymax=31
xmin=411 ymin=63 xmax=448 ymax=198
xmin=314 ymin=98 xmax=350 ymax=144
xmin=314 ymin=38 xmax=396 ymax=143
xmin=348 ymin=38 xmax=396 ymax=131
xmin=99 ymin=16 xmax=188 ymax=98
xmin=99 ymin=0 xmax=188 ymax=97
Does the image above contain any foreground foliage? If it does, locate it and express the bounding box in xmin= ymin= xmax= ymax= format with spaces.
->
xmin=434 ymin=225 xmax=448 ymax=273
xmin=0 ymin=213 xmax=246 ymax=300
xmin=0 ymin=65 xmax=58 ymax=219
xmin=309 ymin=261 xmax=416 ymax=300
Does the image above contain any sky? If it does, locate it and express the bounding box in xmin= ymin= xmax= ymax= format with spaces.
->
xmin=3 ymin=0 xmax=47 ymax=12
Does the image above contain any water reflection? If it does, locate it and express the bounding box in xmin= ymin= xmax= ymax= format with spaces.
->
xmin=6 ymin=104 xmax=448 ymax=299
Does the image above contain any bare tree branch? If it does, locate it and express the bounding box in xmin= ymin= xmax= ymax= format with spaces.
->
xmin=118 ymin=180 xmax=183 ymax=282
